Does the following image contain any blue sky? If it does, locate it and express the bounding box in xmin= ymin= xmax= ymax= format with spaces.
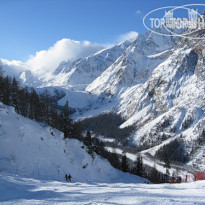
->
xmin=0 ymin=0 xmax=205 ymax=61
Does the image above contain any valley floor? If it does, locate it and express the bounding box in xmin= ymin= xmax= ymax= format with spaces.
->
xmin=0 ymin=173 xmax=205 ymax=205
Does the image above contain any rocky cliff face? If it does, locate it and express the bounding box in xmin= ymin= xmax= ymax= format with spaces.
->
xmin=83 ymin=30 xmax=205 ymax=171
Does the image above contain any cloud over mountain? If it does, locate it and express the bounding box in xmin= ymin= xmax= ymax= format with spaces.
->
xmin=26 ymin=38 xmax=104 ymax=76
xmin=118 ymin=31 xmax=138 ymax=43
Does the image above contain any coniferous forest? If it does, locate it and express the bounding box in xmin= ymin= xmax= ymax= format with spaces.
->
xmin=0 ymin=67 xmax=74 ymax=139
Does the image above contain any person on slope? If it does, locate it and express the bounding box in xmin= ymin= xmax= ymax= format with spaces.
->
xmin=68 ymin=174 xmax=72 ymax=182
xmin=65 ymin=174 xmax=68 ymax=182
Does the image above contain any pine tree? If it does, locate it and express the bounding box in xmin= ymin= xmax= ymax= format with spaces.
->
xmin=72 ymin=122 xmax=82 ymax=140
xmin=121 ymin=154 xmax=129 ymax=172
xmin=50 ymin=106 xmax=59 ymax=128
xmin=18 ymin=88 xmax=29 ymax=117
xmin=2 ymin=76 xmax=11 ymax=105
xmin=163 ymin=152 xmax=171 ymax=182
xmin=11 ymin=77 xmax=19 ymax=112
xmin=40 ymin=90 xmax=51 ymax=125
xmin=85 ymin=130 xmax=92 ymax=146
xmin=61 ymin=101 xmax=73 ymax=138
xmin=84 ymin=130 xmax=94 ymax=155
xmin=149 ymin=164 xmax=160 ymax=183
xmin=29 ymin=88 xmax=41 ymax=121
xmin=133 ymin=155 xmax=144 ymax=177
xmin=109 ymin=152 xmax=121 ymax=169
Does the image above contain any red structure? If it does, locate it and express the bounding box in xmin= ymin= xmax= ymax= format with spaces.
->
xmin=194 ymin=171 xmax=205 ymax=181
xmin=170 ymin=176 xmax=182 ymax=184
xmin=170 ymin=172 xmax=205 ymax=184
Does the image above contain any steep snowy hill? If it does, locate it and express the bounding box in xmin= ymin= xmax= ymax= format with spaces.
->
xmin=0 ymin=103 xmax=145 ymax=183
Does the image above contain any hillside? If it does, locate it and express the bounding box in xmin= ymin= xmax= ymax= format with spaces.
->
xmin=0 ymin=103 xmax=146 ymax=183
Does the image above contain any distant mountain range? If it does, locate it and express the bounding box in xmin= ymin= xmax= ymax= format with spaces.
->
xmin=1 ymin=27 xmax=205 ymax=174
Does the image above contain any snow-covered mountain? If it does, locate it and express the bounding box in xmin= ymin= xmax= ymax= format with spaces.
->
xmin=86 ymin=32 xmax=174 ymax=95
xmin=68 ymin=30 xmax=205 ymax=172
xmin=43 ymin=40 xmax=132 ymax=90
xmin=83 ymin=31 xmax=205 ymax=171
xmin=0 ymin=103 xmax=146 ymax=183
xmin=1 ymin=28 xmax=205 ymax=174
xmin=86 ymin=32 xmax=205 ymax=170
xmin=0 ymin=59 xmax=39 ymax=87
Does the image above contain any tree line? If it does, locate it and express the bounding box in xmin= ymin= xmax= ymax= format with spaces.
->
xmin=81 ymin=131 xmax=170 ymax=183
xmin=0 ymin=68 xmax=74 ymax=139
xmin=80 ymin=112 xmax=135 ymax=146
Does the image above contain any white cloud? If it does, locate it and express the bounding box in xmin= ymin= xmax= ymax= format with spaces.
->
xmin=118 ymin=31 xmax=138 ymax=43
xmin=26 ymin=38 xmax=104 ymax=76
xmin=136 ymin=10 xmax=141 ymax=15
xmin=3 ymin=34 xmax=141 ymax=78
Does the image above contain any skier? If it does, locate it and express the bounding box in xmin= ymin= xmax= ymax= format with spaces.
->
xmin=65 ymin=174 xmax=68 ymax=182
xmin=68 ymin=174 xmax=72 ymax=182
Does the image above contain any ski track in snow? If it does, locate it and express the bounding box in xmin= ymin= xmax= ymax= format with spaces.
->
xmin=0 ymin=173 xmax=205 ymax=205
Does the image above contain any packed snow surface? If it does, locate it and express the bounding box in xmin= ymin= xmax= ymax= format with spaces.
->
xmin=0 ymin=173 xmax=205 ymax=205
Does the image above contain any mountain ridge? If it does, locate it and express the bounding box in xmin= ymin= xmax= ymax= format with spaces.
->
xmin=1 ymin=29 xmax=205 ymax=174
